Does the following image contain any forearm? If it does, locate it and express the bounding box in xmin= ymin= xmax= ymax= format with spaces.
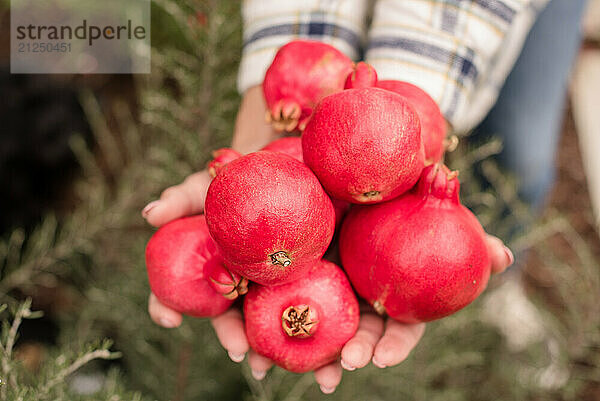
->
xmin=231 ymin=85 xmax=278 ymax=154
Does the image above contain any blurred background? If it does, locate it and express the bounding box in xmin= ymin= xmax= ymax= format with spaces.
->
xmin=0 ymin=1 xmax=599 ymax=400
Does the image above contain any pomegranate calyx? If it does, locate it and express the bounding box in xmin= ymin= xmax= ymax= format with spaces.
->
xmin=208 ymin=264 xmax=249 ymax=300
xmin=416 ymin=164 xmax=460 ymax=204
xmin=207 ymin=148 xmax=242 ymax=178
xmin=270 ymin=251 xmax=292 ymax=267
xmin=373 ymin=300 xmax=386 ymax=316
xmin=266 ymin=99 xmax=302 ymax=132
xmin=353 ymin=190 xmax=383 ymax=203
xmin=281 ymin=305 xmax=318 ymax=338
xmin=344 ymin=62 xmax=378 ymax=89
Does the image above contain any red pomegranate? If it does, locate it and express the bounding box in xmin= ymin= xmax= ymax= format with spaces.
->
xmin=302 ymin=87 xmax=425 ymax=204
xmin=263 ymin=40 xmax=354 ymax=132
xmin=207 ymin=148 xmax=242 ymax=178
xmin=339 ymin=164 xmax=491 ymax=323
xmin=261 ymin=136 xmax=304 ymax=162
xmin=208 ymin=139 xmax=350 ymax=229
xmin=204 ymin=151 xmax=335 ymax=286
xmin=344 ymin=61 xmax=378 ymax=89
xmin=145 ymin=215 xmax=247 ymax=317
xmin=244 ymin=260 xmax=359 ymax=373
xmin=377 ymin=80 xmax=447 ymax=163
xmin=261 ymin=137 xmax=351 ymax=227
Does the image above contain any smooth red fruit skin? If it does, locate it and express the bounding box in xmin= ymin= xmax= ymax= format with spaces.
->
xmin=302 ymin=87 xmax=425 ymax=204
xmin=377 ymin=80 xmax=447 ymax=163
xmin=263 ymin=40 xmax=354 ymax=132
xmin=339 ymin=164 xmax=491 ymax=323
xmin=204 ymin=151 xmax=336 ymax=286
xmin=145 ymin=215 xmax=234 ymax=317
xmin=244 ymin=260 xmax=359 ymax=373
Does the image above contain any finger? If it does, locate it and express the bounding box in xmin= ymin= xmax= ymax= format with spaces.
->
xmin=247 ymin=349 xmax=273 ymax=381
xmin=340 ymin=313 xmax=385 ymax=370
xmin=211 ymin=308 xmax=249 ymax=363
xmin=314 ymin=361 xmax=342 ymax=394
xmin=148 ymin=293 xmax=182 ymax=328
xmin=142 ymin=170 xmax=212 ymax=227
xmin=372 ymin=321 xmax=425 ymax=368
xmin=486 ymin=234 xmax=514 ymax=274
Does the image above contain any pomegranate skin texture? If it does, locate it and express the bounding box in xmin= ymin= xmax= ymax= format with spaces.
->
xmin=207 ymin=139 xmax=349 ymax=229
xmin=204 ymin=151 xmax=336 ymax=286
xmin=302 ymin=87 xmax=425 ymax=204
xmin=377 ymin=80 xmax=447 ymax=163
xmin=145 ymin=215 xmax=237 ymax=317
xmin=244 ymin=260 xmax=359 ymax=373
xmin=339 ymin=164 xmax=492 ymax=323
xmin=263 ymin=40 xmax=354 ymax=132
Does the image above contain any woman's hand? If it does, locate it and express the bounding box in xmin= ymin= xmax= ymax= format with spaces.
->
xmin=142 ymin=85 xmax=515 ymax=394
xmin=145 ymin=171 xmax=512 ymax=394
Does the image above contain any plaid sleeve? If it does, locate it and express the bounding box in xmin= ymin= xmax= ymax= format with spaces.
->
xmin=365 ymin=0 xmax=550 ymax=132
xmin=237 ymin=0 xmax=369 ymax=94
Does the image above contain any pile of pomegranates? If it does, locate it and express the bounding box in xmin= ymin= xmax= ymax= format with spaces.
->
xmin=145 ymin=40 xmax=493 ymax=377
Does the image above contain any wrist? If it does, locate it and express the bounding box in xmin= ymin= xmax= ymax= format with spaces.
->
xmin=231 ymin=85 xmax=278 ymax=154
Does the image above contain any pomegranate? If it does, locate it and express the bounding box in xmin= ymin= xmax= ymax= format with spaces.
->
xmin=344 ymin=61 xmax=378 ymax=89
xmin=377 ymin=80 xmax=447 ymax=163
xmin=339 ymin=164 xmax=491 ymax=323
xmin=261 ymin=136 xmax=304 ymax=162
xmin=244 ymin=260 xmax=359 ymax=373
xmin=204 ymin=151 xmax=335 ymax=286
xmin=208 ymin=139 xmax=349 ymax=229
xmin=262 ymin=137 xmax=350 ymax=227
xmin=145 ymin=215 xmax=248 ymax=317
xmin=207 ymin=148 xmax=242 ymax=178
xmin=302 ymin=87 xmax=425 ymax=204
xmin=263 ymin=40 xmax=354 ymax=132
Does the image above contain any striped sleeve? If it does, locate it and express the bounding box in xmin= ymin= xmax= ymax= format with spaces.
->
xmin=237 ymin=0 xmax=369 ymax=94
xmin=365 ymin=0 xmax=550 ymax=132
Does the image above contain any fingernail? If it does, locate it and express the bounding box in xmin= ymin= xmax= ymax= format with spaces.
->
xmin=142 ymin=201 xmax=160 ymax=218
xmin=228 ymin=351 xmax=245 ymax=363
xmin=159 ymin=318 xmax=176 ymax=328
xmin=504 ymin=246 xmax=514 ymax=267
xmin=372 ymin=356 xmax=386 ymax=369
xmin=340 ymin=359 xmax=355 ymax=371
xmin=251 ymin=369 xmax=266 ymax=380
xmin=320 ymin=385 xmax=336 ymax=394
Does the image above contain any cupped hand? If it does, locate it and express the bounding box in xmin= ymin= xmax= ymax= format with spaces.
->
xmin=142 ymin=85 xmax=276 ymax=227
xmin=143 ymin=83 xmax=515 ymax=394
xmin=145 ymin=174 xmax=513 ymax=394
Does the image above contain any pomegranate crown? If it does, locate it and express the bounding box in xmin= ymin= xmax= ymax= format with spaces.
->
xmin=415 ymin=163 xmax=460 ymax=203
xmin=281 ymin=304 xmax=319 ymax=338
xmin=207 ymin=148 xmax=242 ymax=178
xmin=206 ymin=260 xmax=249 ymax=300
xmin=344 ymin=62 xmax=378 ymax=90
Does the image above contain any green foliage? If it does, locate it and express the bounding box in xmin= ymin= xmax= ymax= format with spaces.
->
xmin=0 ymin=300 xmax=134 ymax=401
xmin=0 ymin=1 xmax=599 ymax=400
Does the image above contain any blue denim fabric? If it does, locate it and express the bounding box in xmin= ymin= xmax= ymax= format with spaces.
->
xmin=476 ymin=0 xmax=588 ymax=209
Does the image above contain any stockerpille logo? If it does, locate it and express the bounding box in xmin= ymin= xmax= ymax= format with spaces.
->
xmin=11 ymin=0 xmax=150 ymax=74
